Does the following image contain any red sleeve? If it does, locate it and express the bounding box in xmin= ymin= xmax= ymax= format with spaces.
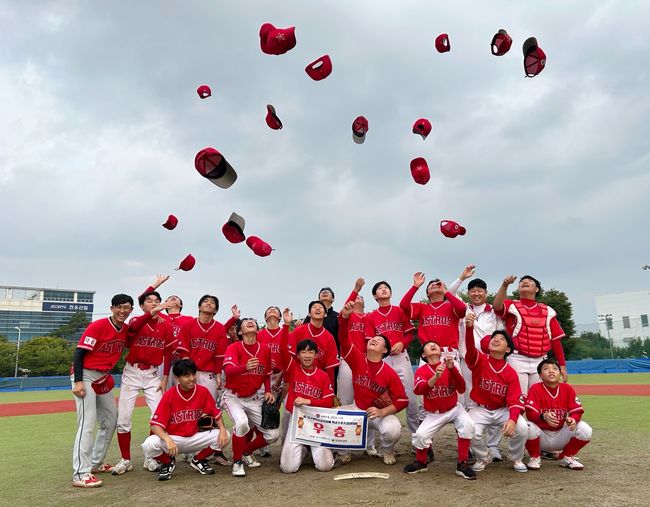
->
xmin=176 ymin=322 xmax=190 ymax=355
xmin=326 ymin=368 xmax=335 ymax=385
xmin=264 ymin=374 xmax=271 ymax=394
xmin=449 ymin=365 xmax=466 ymax=394
xmin=150 ymin=391 xmax=171 ymax=429
xmin=495 ymin=299 xmax=512 ymax=319
xmin=413 ymin=368 xmax=430 ymax=395
xmin=279 ymin=325 xmax=292 ymax=371
xmin=551 ymin=338 xmax=566 ymax=366
xmin=223 ymin=316 xmax=237 ymax=331
xmin=445 ymin=291 xmax=467 ymax=319
xmin=223 ymin=363 xmax=247 ymax=376
xmin=399 ymin=285 xmax=419 ymax=318
xmin=140 ymin=285 xmax=155 ymax=298
xmin=345 ymin=290 xmax=358 ymax=305
xmin=506 ymin=370 xmax=524 ymax=422
xmin=550 ymin=316 xmax=566 ymax=341
xmin=401 ymin=309 xmax=414 ymax=348
xmin=525 ymin=389 xmax=544 ymax=424
xmin=464 ymin=326 xmax=479 ymax=367
xmin=128 ymin=313 xmax=154 ymax=336
xmin=202 ymin=390 xmax=221 ymax=418
xmin=389 ymin=371 xmax=409 ymax=413
xmin=566 ymin=385 xmax=585 ymax=421
xmin=338 ymin=314 xmax=352 ymax=355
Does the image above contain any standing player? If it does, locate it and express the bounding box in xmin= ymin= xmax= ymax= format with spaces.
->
xmin=492 ymin=275 xmax=567 ymax=394
xmin=525 ymin=359 xmax=592 ymax=470
xmin=279 ymin=308 xmax=336 ymax=473
xmin=70 ymin=294 xmax=134 ymax=488
xmin=339 ymin=302 xmax=409 ymax=465
xmin=112 ymin=292 xmax=175 ymax=476
xmin=338 ymin=278 xmax=367 ymax=406
xmin=366 ymin=281 xmax=418 ymax=433
xmin=221 ymin=318 xmax=278 ymax=477
xmin=404 ymin=341 xmax=476 ymax=479
xmin=463 ymin=313 xmax=528 ymax=473
xmin=142 ymin=359 xmax=230 ymax=481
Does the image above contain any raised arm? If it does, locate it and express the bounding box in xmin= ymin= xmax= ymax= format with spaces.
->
xmin=492 ymin=275 xmax=516 ymax=314
xmin=447 ymin=264 xmax=475 ymax=295
xmin=399 ymin=272 xmax=425 ymax=316
xmin=345 ymin=277 xmax=365 ymax=305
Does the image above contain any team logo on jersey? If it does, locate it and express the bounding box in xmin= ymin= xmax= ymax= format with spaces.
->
xmin=83 ymin=336 xmax=97 ymax=346
xmin=575 ymin=396 xmax=582 ymax=406
xmin=519 ymin=394 xmax=527 ymax=404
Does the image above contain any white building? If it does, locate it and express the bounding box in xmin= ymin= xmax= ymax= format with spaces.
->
xmin=594 ymin=289 xmax=650 ymax=347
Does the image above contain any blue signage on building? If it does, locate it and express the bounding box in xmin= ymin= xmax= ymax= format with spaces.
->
xmin=42 ymin=302 xmax=94 ymax=313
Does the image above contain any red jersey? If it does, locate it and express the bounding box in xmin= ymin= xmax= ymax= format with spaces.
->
xmin=150 ymin=384 xmax=221 ymax=437
xmin=257 ymin=327 xmax=282 ymax=373
xmin=525 ymin=382 xmax=584 ymax=432
xmin=283 ymin=358 xmax=334 ymax=413
xmin=76 ymin=318 xmax=130 ymax=372
xmin=288 ymin=323 xmax=340 ymax=373
xmin=498 ymin=299 xmax=565 ymax=356
xmin=125 ymin=313 xmax=175 ymax=372
xmin=464 ymin=327 xmax=524 ymax=420
xmin=413 ymin=362 xmax=466 ymax=413
xmin=400 ymin=287 xmax=466 ymax=348
xmin=176 ymin=318 xmax=227 ymax=374
xmin=222 ymin=341 xmax=272 ymax=397
xmin=348 ymin=313 xmax=368 ymax=352
xmin=364 ymin=305 xmax=414 ymax=348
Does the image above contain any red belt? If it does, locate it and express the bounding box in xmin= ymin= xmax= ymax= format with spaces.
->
xmin=129 ymin=362 xmax=155 ymax=370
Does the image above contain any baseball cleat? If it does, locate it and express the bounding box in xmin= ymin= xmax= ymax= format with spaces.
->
xmin=190 ymin=458 xmax=215 ymax=475
xmin=210 ymin=451 xmax=233 ymax=467
xmin=232 ymin=461 xmax=246 ymax=477
xmin=334 ymin=451 xmax=352 ymax=467
xmin=111 ymin=458 xmax=133 ymax=475
xmin=72 ymin=473 xmax=103 ymax=488
xmin=489 ymin=448 xmax=503 ymax=462
xmin=258 ymin=449 xmax=272 ymax=458
xmin=242 ymin=454 xmax=261 ymax=468
xmin=91 ymin=463 xmax=114 ymax=473
xmin=365 ymin=445 xmax=379 ymax=457
xmin=382 ymin=451 xmax=397 ymax=465
xmin=158 ymin=462 xmax=173 ymax=481
xmin=427 ymin=447 xmax=435 ymax=463
xmin=472 ymin=458 xmax=492 ymax=472
xmin=559 ymin=456 xmax=584 ymax=470
xmin=512 ymin=460 xmax=528 ymax=473
xmin=527 ymin=457 xmax=542 ymax=470
xmin=456 ymin=461 xmax=477 ymax=480
xmin=143 ymin=457 xmax=162 ymax=472
xmin=403 ymin=461 xmax=428 ymax=474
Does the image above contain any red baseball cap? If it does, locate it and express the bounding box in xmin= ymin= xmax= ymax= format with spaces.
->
xmin=222 ymin=212 xmax=246 ymax=244
xmin=523 ymin=37 xmax=546 ymax=77
xmin=246 ymin=236 xmax=273 ymax=257
xmin=440 ymin=220 xmax=467 ymax=238
xmin=412 ymin=118 xmax=432 ymax=140
xmin=352 ymin=116 xmax=369 ymax=144
xmin=162 ymin=215 xmax=178 ymax=230
xmin=196 ymin=85 xmax=212 ymax=99
xmin=491 ymin=29 xmax=512 ymax=56
xmin=435 ymin=33 xmax=451 ymax=53
xmin=194 ymin=148 xmax=237 ymax=189
xmin=305 ymin=55 xmax=332 ymax=81
xmin=265 ymin=104 xmax=283 ymax=130
xmin=410 ymin=157 xmax=430 ymax=185
xmin=176 ymin=254 xmax=196 ymax=271
xmin=260 ymin=23 xmax=296 ymax=55
xmin=480 ymin=335 xmax=491 ymax=354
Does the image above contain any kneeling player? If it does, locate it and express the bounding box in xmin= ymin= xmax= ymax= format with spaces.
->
xmin=142 ymin=359 xmax=230 ymax=481
xmin=279 ymin=308 xmax=336 ymax=473
xmin=464 ymin=314 xmax=528 ymax=473
xmin=525 ymin=358 xmax=592 ymax=470
xmin=404 ymin=342 xmax=476 ymax=479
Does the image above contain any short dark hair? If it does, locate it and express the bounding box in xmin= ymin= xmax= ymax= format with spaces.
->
xmin=236 ymin=318 xmax=259 ymax=336
xmin=111 ymin=294 xmax=134 ymax=307
xmin=138 ymin=290 xmax=161 ymax=306
xmin=319 ymin=287 xmax=335 ymax=299
xmin=296 ymin=339 xmax=318 ymax=354
xmin=372 ymin=281 xmax=391 ymax=296
xmin=198 ymin=294 xmax=219 ymax=313
xmin=468 ymin=278 xmax=487 ymax=291
xmin=173 ymin=358 xmax=197 ymax=377
xmin=491 ymin=330 xmax=515 ymax=357
xmin=537 ymin=357 xmax=561 ymax=375
xmin=308 ymin=300 xmax=327 ymax=314
xmin=378 ymin=334 xmax=391 ymax=358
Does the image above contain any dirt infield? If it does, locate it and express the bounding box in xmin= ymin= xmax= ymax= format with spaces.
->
xmin=1 ymin=385 xmax=647 ymax=417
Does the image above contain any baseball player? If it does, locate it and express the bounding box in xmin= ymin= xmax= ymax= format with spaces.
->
xmin=221 ymin=318 xmax=278 ymax=477
xmin=492 ymin=275 xmax=567 ymax=394
xmin=279 ymin=308 xmax=336 ymax=473
xmin=70 ymin=294 xmax=134 ymax=488
xmin=525 ymin=358 xmax=592 ymax=470
xmin=337 ymin=278 xmax=367 ymax=406
xmin=365 ymin=281 xmax=418 ymax=434
xmin=339 ymin=302 xmax=409 ymax=465
xmin=464 ymin=313 xmax=528 ymax=473
xmin=142 ymin=358 xmax=230 ymax=481
xmin=447 ymin=265 xmax=506 ymax=461
xmin=404 ymin=341 xmax=476 ymax=479
xmin=112 ymin=292 xmax=175 ymax=476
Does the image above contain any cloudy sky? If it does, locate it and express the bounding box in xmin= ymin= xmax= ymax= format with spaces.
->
xmin=1 ymin=0 xmax=649 ymax=327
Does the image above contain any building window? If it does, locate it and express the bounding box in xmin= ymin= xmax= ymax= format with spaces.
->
xmin=76 ymin=292 xmax=94 ymax=303
xmin=43 ymin=290 xmax=74 ymax=302
xmin=642 ymin=314 xmax=649 ymax=328
xmin=622 ymin=316 xmax=631 ymax=329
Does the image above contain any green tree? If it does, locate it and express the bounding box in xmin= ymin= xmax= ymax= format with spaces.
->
xmin=19 ymin=336 xmax=74 ymax=376
xmin=52 ymin=311 xmax=90 ymax=341
xmin=0 ymin=336 xmax=17 ymax=377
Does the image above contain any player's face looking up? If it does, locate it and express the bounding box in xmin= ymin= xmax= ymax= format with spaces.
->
xmin=319 ymin=289 xmax=334 ymax=306
xmin=426 ymin=279 xmax=445 ymax=299
xmin=489 ymin=333 xmax=511 ymax=356
xmin=309 ymin=302 xmax=326 ymax=319
xmin=468 ymin=287 xmax=487 ymax=305
xmin=177 ymin=371 xmax=197 ymax=391
xmin=539 ymin=363 xmax=561 ymax=385
xmin=354 ymin=295 xmax=364 ymax=312
xmin=298 ymin=347 xmax=316 ymax=368
xmin=264 ymin=306 xmax=281 ymax=324
xmin=165 ymin=295 xmax=182 ymax=311
xmin=367 ymin=336 xmax=388 ymax=357
xmin=111 ymin=303 xmax=133 ymax=324
xmin=422 ymin=341 xmax=441 ymax=361
xmin=374 ymin=284 xmax=391 ymax=300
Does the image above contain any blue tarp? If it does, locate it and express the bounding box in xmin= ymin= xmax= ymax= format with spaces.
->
xmin=0 ymin=374 xmax=121 ymax=392
xmin=566 ymin=358 xmax=650 ymax=374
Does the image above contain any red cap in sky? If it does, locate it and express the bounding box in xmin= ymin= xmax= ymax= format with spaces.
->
xmin=162 ymin=215 xmax=178 ymax=230
xmin=305 ymin=55 xmax=332 ymax=81
xmin=523 ymin=37 xmax=546 ymax=77
xmin=176 ymin=254 xmax=196 ymax=271
xmin=194 ymin=148 xmax=237 ymax=189
xmin=412 ymin=118 xmax=432 ymax=140
xmin=265 ymin=104 xmax=283 ymax=130
xmin=246 ymin=236 xmax=273 ymax=257
xmin=435 ymin=33 xmax=451 ymax=53
xmin=490 ymin=29 xmax=512 ymax=56
xmin=410 ymin=157 xmax=431 ymax=185
xmin=260 ymin=24 xmax=296 ymax=55
xmin=440 ymin=220 xmax=467 ymax=238
xmin=196 ymin=85 xmax=212 ymax=99
xmin=222 ymin=212 xmax=246 ymax=244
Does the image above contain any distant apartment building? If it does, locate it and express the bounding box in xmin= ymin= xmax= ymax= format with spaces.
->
xmin=0 ymin=285 xmax=95 ymax=341
xmin=594 ymin=289 xmax=650 ymax=347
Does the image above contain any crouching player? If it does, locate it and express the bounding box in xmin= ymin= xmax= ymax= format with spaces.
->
xmin=279 ymin=308 xmax=336 ymax=473
xmin=525 ymin=358 xmax=592 ymax=470
xmin=338 ymin=302 xmax=408 ymax=465
xmin=142 ymin=359 xmax=230 ymax=481
xmin=404 ymin=341 xmax=476 ymax=479
xmin=464 ymin=313 xmax=528 ymax=473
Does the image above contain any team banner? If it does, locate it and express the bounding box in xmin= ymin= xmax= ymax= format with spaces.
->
xmin=289 ymin=405 xmax=368 ymax=450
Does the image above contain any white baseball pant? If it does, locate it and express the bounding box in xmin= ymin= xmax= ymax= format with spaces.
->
xmin=527 ymin=421 xmax=592 ymax=451
xmin=337 ymin=359 xmax=354 ymax=406
xmin=412 ymin=404 xmax=474 ymax=449
xmin=196 ymin=370 xmax=218 ymax=401
xmin=506 ymin=352 xmax=545 ymax=395
xmin=221 ymin=389 xmax=280 ymax=443
xmin=468 ymin=406 xmax=527 ymax=462
xmin=142 ymin=428 xmax=230 ymax=459
xmin=280 ymin=436 xmax=334 ymax=473
xmin=384 ymin=350 xmax=418 ymax=433
xmin=116 ymin=362 xmax=163 ymax=432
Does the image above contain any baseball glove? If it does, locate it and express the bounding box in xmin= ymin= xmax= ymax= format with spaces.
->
xmin=260 ymin=396 xmax=282 ymax=429
xmin=197 ymin=414 xmax=219 ymax=432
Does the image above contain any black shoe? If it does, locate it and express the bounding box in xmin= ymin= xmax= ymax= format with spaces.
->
xmin=190 ymin=458 xmax=215 ymax=475
xmin=403 ymin=461 xmax=428 ymax=474
xmin=158 ymin=461 xmax=173 ymax=481
xmin=258 ymin=450 xmax=272 ymax=458
xmin=541 ymin=450 xmax=560 ymax=460
xmin=456 ymin=461 xmax=477 ymax=480
xmin=427 ymin=447 xmax=435 ymax=464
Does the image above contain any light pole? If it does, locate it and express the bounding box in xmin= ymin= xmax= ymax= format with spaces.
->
xmin=14 ymin=326 xmax=22 ymax=378
xmin=598 ymin=314 xmax=614 ymax=359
